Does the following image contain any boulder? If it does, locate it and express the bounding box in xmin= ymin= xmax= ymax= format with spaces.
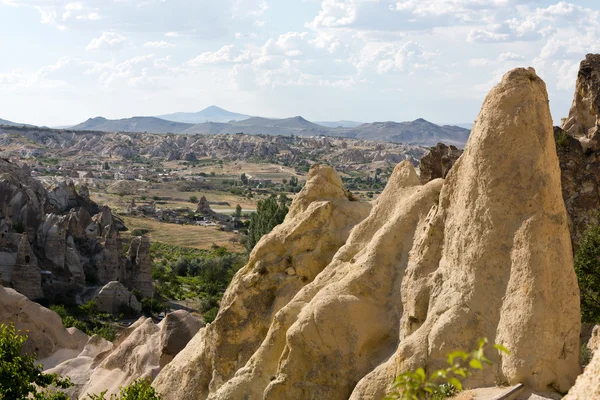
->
xmin=159 ymin=310 xmax=203 ymax=367
xmin=93 ymin=281 xmax=142 ymax=314
xmin=419 ymin=142 xmax=463 ymax=184
xmin=153 ymin=165 xmax=371 ymax=399
xmin=0 ymin=286 xmax=88 ymax=364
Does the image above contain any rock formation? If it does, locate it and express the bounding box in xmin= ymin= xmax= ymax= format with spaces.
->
xmin=93 ymin=281 xmax=142 ymax=314
xmin=153 ymin=165 xmax=371 ymax=399
xmin=195 ymin=196 xmax=214 ymax=216
xmin=351 ymin=67 xmax=580 ymax=398
xmin=154 ymin=68 xmax=580 ymax=399
xmin=125 ymin=236 xmax=154 ymax=298
xmin=562 ymin=53 xmax=600 ymax=146
xmin=418 ymin=142 xmax=463 ymax=184
xmin=564 ymin=348 xmax=600 ymax=399
xmin=49 ymin=311 xmax=202 ymax=399
xmin=0 ymin=285 xmax=88 ymax=366
xmin=12 ymin=234 xmax=43 ymax=299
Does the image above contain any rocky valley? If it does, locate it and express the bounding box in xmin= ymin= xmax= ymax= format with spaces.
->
xmin=4 ymin=55 xmax=600 ymax=400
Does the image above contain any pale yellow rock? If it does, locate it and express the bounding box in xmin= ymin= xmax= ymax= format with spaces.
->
xmin=351 ymin=67 xmax=581 ymax=399
xmin=209 ymin=161 xmax=441 ymax=400
xmin=153 ymin=165 xmax=371 ymax=400
xmin=50 ymin=311 xmax=201 ymax=399
xmin=564 ymin=346 xmax=600 ymax=400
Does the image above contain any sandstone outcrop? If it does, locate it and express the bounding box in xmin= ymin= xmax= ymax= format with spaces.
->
xmin=418 ymin=142 xmax=462 ymax=184
xmin=154 ymin=68 xmax=580 ymax=399
xmin=49 ymin=311 xmax=201 ymax=399
xmin=562 ymin=54 xmax=600 ymax=145
xmin=153 ymin=165 xmax=371 ymax=399
xmin=0 ymin=286 xmax=88 ymax=365
xmin=93 ymin=281 xmax=142 ymax=314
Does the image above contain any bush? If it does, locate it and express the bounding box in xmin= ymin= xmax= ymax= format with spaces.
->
xmin=574 ymin=222 xmax=600 ymax=323
xmin=87 ymin=378 xmax=161 ymax=400
xmin=0 ymin=323 xmax=72 ymax=399
xmin=385 ymin=339 xmax=509 ymax=400
xmin=189 ymin=195 xmax=198 ymax=203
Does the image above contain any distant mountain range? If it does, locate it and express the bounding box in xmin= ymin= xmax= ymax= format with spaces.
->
xmin=70 ymin=116 xmax=194 ymax=134
xmin=157 ymin=106 xmax=251 ymax=124
xmin=2 ymin=106 xmax=471 ymax=146
xmin=0 ymin=118 xmax=33 ymax=127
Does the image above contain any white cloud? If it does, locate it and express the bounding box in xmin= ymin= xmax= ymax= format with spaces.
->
xmin=144 ymin=41 xmax=176 ymax=49
xmin=185 ymin=45 xmax=252 ymax=65
xmin=372 ymin=41 xmax=438 ymax=74
xmin=498 ymin=52 xmax=524 ymax=61
xmin=86 ymin=32 xmax=127 ymax=51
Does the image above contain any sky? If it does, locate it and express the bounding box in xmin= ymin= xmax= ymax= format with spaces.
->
xmin=1 ymin=0 xmax=599 ymax=126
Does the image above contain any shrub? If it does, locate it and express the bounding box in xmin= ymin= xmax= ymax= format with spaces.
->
xmin=385 ymin=339 xmax=509 ymax=400
xmin=87 ymin=378 xmax=161 ymax=400
xmin=189 ymin=195 xmax=198 ymax=204
xmin=246 ymin=195 xmax=289 ymax=252
xmin=574 ymin=222 xmax=600 ymax=323
xmin=0 ymin=323 xmax=72 ymax=399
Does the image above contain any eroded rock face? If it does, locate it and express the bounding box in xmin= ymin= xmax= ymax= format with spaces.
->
xmin=49 ymin=311 xmax=202 ymax=399
xmin=563 ymin=54 xmax=600 ymax=143
xmin=153 ymin=165 xmax=371 ymax=399
xmin=418 ymin=142 xmax=463 ymax=184
xmin=154 ymin=69 xmax=581 ymax=400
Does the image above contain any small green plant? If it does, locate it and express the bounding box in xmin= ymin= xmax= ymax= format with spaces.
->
xmin=87 ymin=378 xmax=161 ymax=399
xmin=555 ymin=129 xmax=569 ymax=149
xmin=575 ymin=221 xmax=600 ymax=323
xmin=385 ymin=339 xmax=509 ymax=400
xmin=0 ymin=323 xmax=72 ymax=399
xmin=581 ymin=344 xmax=593 ymax=367
xmin=12 ymin=220 xmax=25 ymax=233
xmin=189 ymin=195 xmax=198 ymax=204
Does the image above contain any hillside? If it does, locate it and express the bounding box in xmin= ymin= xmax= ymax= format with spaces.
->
xmin=158 ymin=105 xmax=251 ymax=124
xmin=341 ymin=119 xmax=470 ymax=146
xmin=0 ymin=117 xmax=34 ymax=127
xmin=71 ymin=116 xmax=194 ymax=133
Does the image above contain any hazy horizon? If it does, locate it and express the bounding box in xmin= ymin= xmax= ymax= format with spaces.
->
xmin=1 ymin=0 xmax=599 ymax=127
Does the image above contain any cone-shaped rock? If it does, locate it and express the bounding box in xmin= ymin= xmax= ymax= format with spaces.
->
xmin=351 ymin=67 xmax=581 ymax=398
xmin=12 ymin=234 xmax=43 ymax=300
xmin=153 ymin=165 xmax=371 ymax=399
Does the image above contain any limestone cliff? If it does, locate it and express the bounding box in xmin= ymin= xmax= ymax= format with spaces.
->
xmin=153 ymin=68 xmax=580 ymax=399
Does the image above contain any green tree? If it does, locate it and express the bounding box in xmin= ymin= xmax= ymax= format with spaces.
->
xmin=189 ymin=195 xmax=198 ymax=204
xmin=246 ymin=195 xmax=290 ymax=252
xmin=575 ymin=222 xmax=600 ymax=323
xmin=234 ymin=204 xmax=242 ymax=218
xmin=240 ymin=173 xmax=248 ymax=185
xmin=0 ymin=323 xmax=72 ymax=399
xmin=103 ymin=162 xmax=110 ymax=170
xmin=290 ymin=176 xmax=298 ymax=187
